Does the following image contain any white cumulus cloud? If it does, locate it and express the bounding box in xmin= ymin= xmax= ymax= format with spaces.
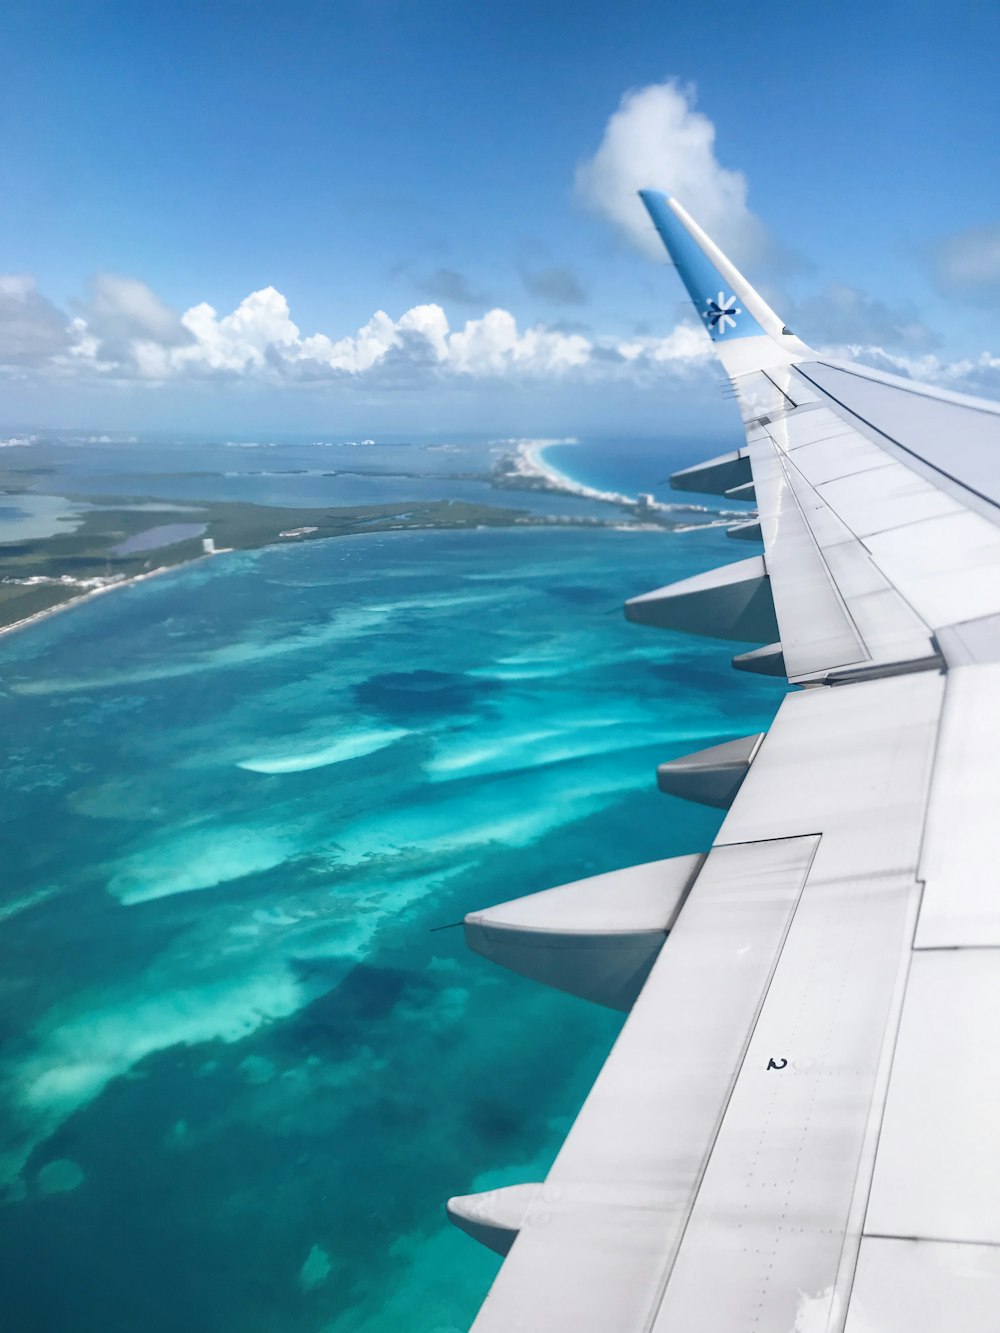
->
xmin=23 ymin=278 xmax=712 ymax=387
xmin=575 ymin=80 xmax=767 ymax=262
xmin=446 ymin=309 xmax=591 ymax=376
xmin=6 ymin=268 xmax=997 ymax=403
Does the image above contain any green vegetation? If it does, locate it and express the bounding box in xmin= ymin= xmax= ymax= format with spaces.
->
xmin=0 ymin=493 xmax=550 ymax=632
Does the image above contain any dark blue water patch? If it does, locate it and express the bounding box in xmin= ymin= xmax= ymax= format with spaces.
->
xmin=354 ymin=668 xmax=503 ymax=720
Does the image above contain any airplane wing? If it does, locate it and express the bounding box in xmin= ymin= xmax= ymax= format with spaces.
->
xmin=446 ymin=191 xmax=1000 ymax=1332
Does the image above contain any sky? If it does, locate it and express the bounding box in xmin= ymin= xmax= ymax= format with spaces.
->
xmin=1 ymin=0 xmax=998 ymax=437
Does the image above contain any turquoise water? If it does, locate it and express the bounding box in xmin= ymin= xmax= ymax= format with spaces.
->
xmin=544 ymin=437 xmax=682 ymax=499
xmin=0 ymin=516 xmax=784 ymax=1330
xmin=542 ymin=438 xmax=757 ymax=517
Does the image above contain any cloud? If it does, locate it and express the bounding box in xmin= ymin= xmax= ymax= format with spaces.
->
xmin=5 ymin=269 xmax=995 ymax=403
xmin=0 ymin=277 xmax=71 ymax=364
xmin=575 ymin=80 xmax=768 ymax=263
xmin=0 ymin=271 xmax=713 ymax=388
xmin=445 ymin=308 xmax=592 ymax=375
xmin=838 ymin=345 xmax=1000 ymax=399
xmin=787 ymin=282 xmax=939 ymax=352
xmin=415 ymin=267 xmax=493 ymax=307
xmin=520 ymin=267 xmax=587 ymax=305
xmin=931 ymin=224 xmax=1000 ymax=299
xmin=82 ymin=273 xmax=191 ymax=347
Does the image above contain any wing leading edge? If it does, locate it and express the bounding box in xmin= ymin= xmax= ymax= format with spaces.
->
xmin=448 ymin=193 xmax=1000 ymax=1332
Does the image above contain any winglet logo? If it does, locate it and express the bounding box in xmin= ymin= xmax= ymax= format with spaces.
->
xmin=703 ymin=292 xmax=741 ymax=335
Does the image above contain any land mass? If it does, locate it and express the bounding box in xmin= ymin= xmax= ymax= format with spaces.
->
xmin=0 ymin=492 xmax=615 ymax=634
xmin=0 ymin=437 xmax=729 ymax=636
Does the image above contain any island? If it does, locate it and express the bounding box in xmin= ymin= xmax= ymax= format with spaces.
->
xmin=0 ymin=443 xmax=733 ymax=636
xmin=0 ymin=489 xmax=616 ymax=635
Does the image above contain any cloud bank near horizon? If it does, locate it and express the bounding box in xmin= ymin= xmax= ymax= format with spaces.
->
xmin=0 ymin=273 xmax=715 ymax=388
xmin=2 ymin=269 xmax=998 ymax=403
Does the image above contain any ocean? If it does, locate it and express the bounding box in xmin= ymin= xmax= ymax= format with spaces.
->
xmin=544 ymin=437 xmax=684 ymax=500
xmin=0 ymin=435 xmax=782 ymax=1332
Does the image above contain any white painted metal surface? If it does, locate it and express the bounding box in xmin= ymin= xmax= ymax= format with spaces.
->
xmin=731 ymin=370 xmax=795 ymax=422
xmin=779 ymin=430 xmax=890 ymax=485
xmin=469 ymin=674 xmax=943 ymax=1332
xmin=797 ymin=358 xmax=1000 ymax=510
xmin=865 ymin=950 xmax=1000 ymax=1246
xmin=763 ymin=362 xmax=822 ymax=406
xmin=745 ymin=400 xmax=943 ymax=681
xmin=816 ymin=460 xmax=962 ymax=536
xmin=843 ymin=1237 xmax=1000 ymax=1333
xmin=468 ymin=837 xmax=820 ymax=1333
xmin=865 ymin=509 xmax=1000 ymax=628
xmin=917 ymin=663 xmax=1000 ymax=947
xmin=651 ymin=866 xmax=919 ymax=1333
xmin=765 ymin=404 xmax=855 ymax=450
xmin=750 ymin=439 xmax=870 ymax=676
xmin=718 ymin=671 xmax=943 ymax=877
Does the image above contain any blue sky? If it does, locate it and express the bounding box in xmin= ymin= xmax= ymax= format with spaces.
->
xmin=1 ymin=0 xmax=998 ymax=436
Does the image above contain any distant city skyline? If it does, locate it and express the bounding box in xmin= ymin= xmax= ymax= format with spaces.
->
xmin=2 ymin=0 xmax=998 ymax=433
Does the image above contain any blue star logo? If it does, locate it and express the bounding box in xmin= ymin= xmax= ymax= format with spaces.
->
xmin=703 ymin=291 xmax=742 ymax=333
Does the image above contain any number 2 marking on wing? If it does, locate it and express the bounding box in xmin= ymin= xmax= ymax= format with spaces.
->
xmin=767 ymin=1057 xmax=788 ymax=1071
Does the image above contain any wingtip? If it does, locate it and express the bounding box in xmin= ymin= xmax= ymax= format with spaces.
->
xmin=638 ymin=188 xmax=670 ymax=210
xmin=636 ymin=189 xmax=799 ymax=354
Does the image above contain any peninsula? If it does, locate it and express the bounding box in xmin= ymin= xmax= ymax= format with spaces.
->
xmin=0 ymin=491 xmax=610 ymax=635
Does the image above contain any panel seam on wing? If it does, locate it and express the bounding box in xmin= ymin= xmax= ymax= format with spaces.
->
xmin=638 ymin=834 xmax=823 ymax=1332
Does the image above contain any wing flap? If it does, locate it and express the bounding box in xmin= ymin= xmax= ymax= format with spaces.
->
xmin=468 ymin=836 xmax=820 ymax=1333
xmin=746 ymin=418 xmax=938 ymax=679
xmin=748 ymin=438 xmax=870 ymax=675
xmin=649 ymin=864 xmax=918 ymax=1333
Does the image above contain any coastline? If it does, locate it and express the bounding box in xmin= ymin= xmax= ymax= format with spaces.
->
xmin=0 ymin=556 xmax=219 ymax=641
xmin=0 ymin=499 xmax=624 ymax=640
xmin=521 ymin=439 xmax=635 ymax=507
xmin=500 ymin=438 xmax=740 ymax=523
xmin=0 ymin=446 xmax=750 ymax=640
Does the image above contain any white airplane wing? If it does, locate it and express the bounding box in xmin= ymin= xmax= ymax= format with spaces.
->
xmin=447 ymin=192 xmax=1000 ymax=1332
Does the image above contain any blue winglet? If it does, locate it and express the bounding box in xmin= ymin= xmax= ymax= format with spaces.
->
xmin=639 ymin=190 xmax=767 ymax=343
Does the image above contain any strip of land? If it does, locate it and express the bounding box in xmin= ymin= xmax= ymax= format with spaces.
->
xmin=0 ymin=493 xmax=616 ymax=635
